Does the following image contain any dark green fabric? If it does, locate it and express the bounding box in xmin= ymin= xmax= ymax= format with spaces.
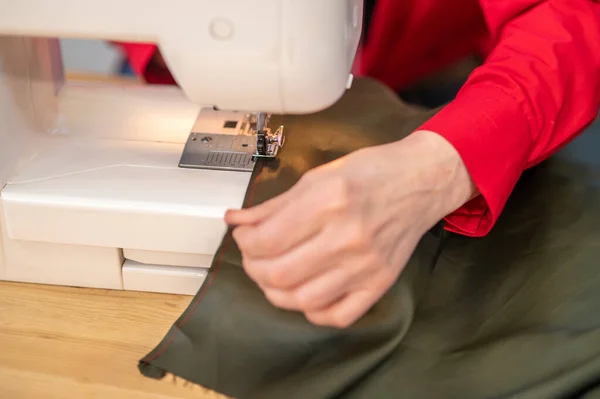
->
xmin=139 ymin=78 xmax=600 ymax=399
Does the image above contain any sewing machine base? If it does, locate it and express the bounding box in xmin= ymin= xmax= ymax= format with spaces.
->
xmin=0 ymin=69 xmax=256 ymax=295
xmin=0 ymin=130 xmax=245 ymax=295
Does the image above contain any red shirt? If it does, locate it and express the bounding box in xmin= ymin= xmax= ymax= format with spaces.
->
xmin=115 ymin=0 xmax=600 ymax=237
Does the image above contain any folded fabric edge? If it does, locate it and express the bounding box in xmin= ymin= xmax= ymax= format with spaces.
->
xmin=136 ymin=161 xmax=267 ymax=382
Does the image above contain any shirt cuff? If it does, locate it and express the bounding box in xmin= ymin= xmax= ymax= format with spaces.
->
xmin=418 ymin=84 xmax=534 ymax=237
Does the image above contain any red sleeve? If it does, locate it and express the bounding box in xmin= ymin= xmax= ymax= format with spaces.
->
xmin=419 ymin=0 xmax=600 ymax=237
xmin=112 ymin=42 xmax=157 ymax=76
xmin=111 ymin=42 xmax=177 ymax=85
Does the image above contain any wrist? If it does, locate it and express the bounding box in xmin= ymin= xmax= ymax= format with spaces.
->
xmin=414 ymin=129 xmax=477 ymax=213
xmin=383 ymin=129 xmax=477 ymax=220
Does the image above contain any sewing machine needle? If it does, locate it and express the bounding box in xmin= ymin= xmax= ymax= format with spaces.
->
xmin=256 ymin=112 xmax=266 ymax=132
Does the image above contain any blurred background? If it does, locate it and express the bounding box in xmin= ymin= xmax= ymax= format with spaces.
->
xmin=60 ymin=38 xmax=132 ymax=77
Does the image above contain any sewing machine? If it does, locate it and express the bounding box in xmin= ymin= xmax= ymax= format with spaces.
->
xmin=0 ymin=0 xmax=363 ymax=295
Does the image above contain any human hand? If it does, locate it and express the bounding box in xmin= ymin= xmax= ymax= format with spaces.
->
xmin=225 ymin=130 xmax=476 ymax=328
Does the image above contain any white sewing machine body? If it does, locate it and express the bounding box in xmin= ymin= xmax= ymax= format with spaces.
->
xmin=0 ymin=0 xmax=362 ymax=294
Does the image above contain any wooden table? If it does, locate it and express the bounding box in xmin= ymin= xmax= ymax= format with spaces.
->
xmin=0 ymin=281 xmax=226 ymax=398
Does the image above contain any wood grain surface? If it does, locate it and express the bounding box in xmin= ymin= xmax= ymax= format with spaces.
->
xmin=0 ymin=281 xmax=228 ymax=399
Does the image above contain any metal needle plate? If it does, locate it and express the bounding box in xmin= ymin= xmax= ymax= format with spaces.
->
xmin=178 ymin=133 xmax=257 ymax=172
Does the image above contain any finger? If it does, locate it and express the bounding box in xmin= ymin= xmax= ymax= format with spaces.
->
xmin=258 ymin=267 xmax=353 ymax=313
xmin=261 ymin=287 xmax=301 ymax=311
xmin=241 ymin=225 xmax=350 ymax=289
xmin=304 ymin=289 xmax=382 ymax=329
xmin=292 ymin=267 xmax=354 ymax=311
xmin=225 ymin=190 xmax=292 ymax=226
xmin=233 ymin=175 xmax=352 ymax=258
xmin=232 ymin=196 xmax=325 ymax=259
xmin=232 ymin=213 xmax=324 ymax=260
xmin=224 ymin=169 xmax=316 ymax=226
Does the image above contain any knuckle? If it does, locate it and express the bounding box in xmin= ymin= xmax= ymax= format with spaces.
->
xmin=325 ymin=177 xmax=352 ymax=212
xmin=305 ymin=311 xmax=353 ymax=329
xmin=294 ymin=292 xmax=318 ymax=311
xmin=304 ymin=312 xmax=328 ymax=327
xmin=264 ymin=267 xmax=290 ymax=288
xmin=263 ymin=291 xmax=279 ymax=306
xmin=298 ymin=170 xmax=318 ymax=186
xmin=234 ymin=226 xmax=276 ymax=257
xmin=374 ymin=270 xmax=397 ymax=292
xmin=263 ymin=291 xmax=283 ymax=307
xmin=232 ymin=228 xmax=252 ymax=251
xmin=241 ymin=258 xmax=261 ymax=281
xmin=364 ymin=251 xmax=384 ymax=271
xmin=257 ymin=236 xmax=276 ymax=254
xmin=299 ymin=170 xmax=314 ymax=181
xmin=264 ymin=290 xmax=297 ymax=310
xmin=330 ymin=313 xmax=353 ymax=329
xmin=344 ymin=221 xmax=372 ymax=251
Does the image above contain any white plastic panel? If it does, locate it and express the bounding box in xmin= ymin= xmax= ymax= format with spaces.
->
xmin=0 ymin=205 xmax=5 ymax=281
xmin=0 ymin=38 xmax=38 ymax=191
xmin=122 ymin=260 xmax=207 ymax=296
xmin=2 ymin=239 xmax=124 ymax=289
xmin=124 ymin=249 xmax=214 ymax=269
xmin=0 ymin=37 xmax=64 ymax=284
xmin=56 ymin=83 xmax=200 ymax=143
xmin=1 ymin=136 xmax=251 ymax=255
xmin=0 ymin=200 xmax=124 ymax=289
